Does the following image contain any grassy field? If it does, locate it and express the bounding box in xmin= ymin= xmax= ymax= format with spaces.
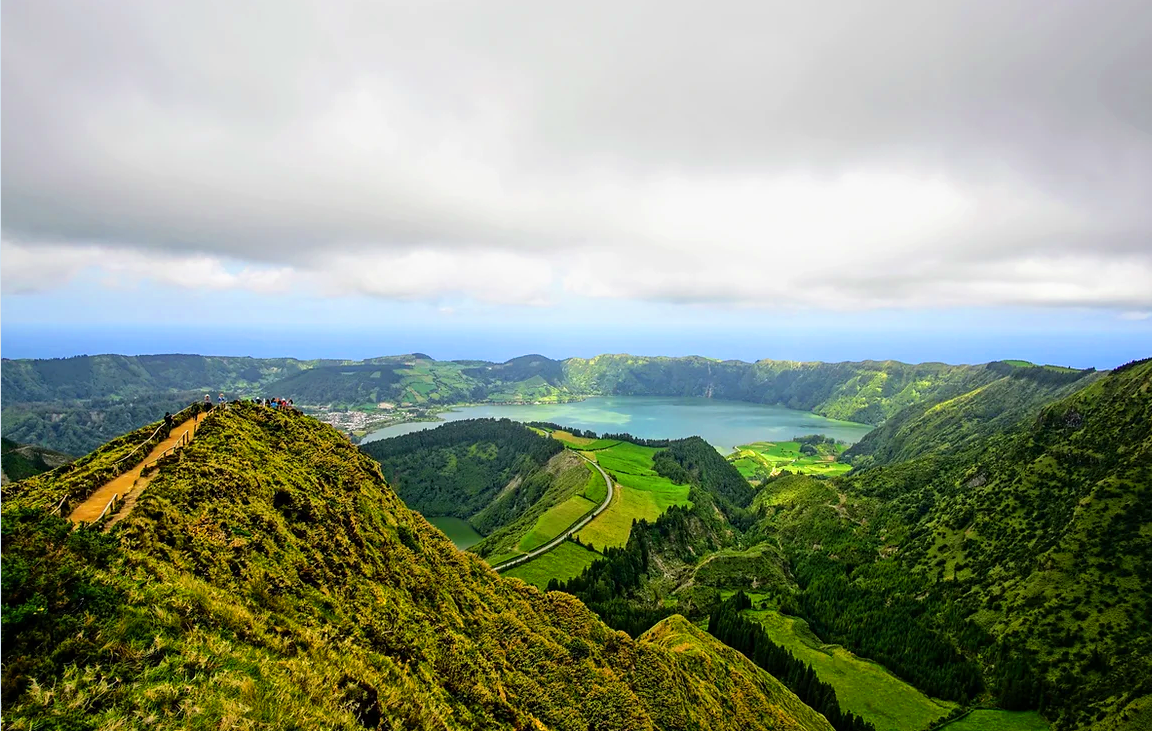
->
xmin=502 ymin=541 xmax=601 ymax=588
xmin=518 ymin=494 xmax=596 ymax=551
xmin=569 ymin=441 xmax=691 ymax=550
xmin=744 ymin=608 xmax=957 ymax=731
xmin=550 ymin=430 xmax=621 ymax=450
xmin=939 ymin=710 xmax=1049 ymax=731
xmin=729 ymin=440 xmax=852 ymax=479
xmin=580 ymin=461 xmax=607 ymax=503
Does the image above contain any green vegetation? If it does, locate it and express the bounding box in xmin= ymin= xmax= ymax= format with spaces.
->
xmin=469 ymin=451 xmax=597 ymax=560
xmin=845 ymin=364 xmax=1099 ymax=468
xmin=360 ymin=418 xmax=562 ymax=520
xmin=6 ymin=350 xmax=1032 ymax=457
xmin=502 ymin=541 xmax=602 ymax=587
xmin=561 ymin=354 xmax=1007 ymax=424
xmin=2 ymin=405 xmax=839 ymax=730
xmin=518 ymin=493 xmax=596 ymax=551
xmin=744 ymin=607 xmax=957 ymax=731
xmin=535 ymin=360 xmax=1150 ymax=731
xmin=640 ymin=615 xmax=835 ymax=731
xmin=1 ymin=437 xmax=71 ymax=484
xmin=940 ymin=709 xmax=1050 ymax=731
xmin=360 ymin=421 xmax=608 ymax=565
xmin=710 ymin=592 xmax=875 ymax=731
xmin=653 ymin=436 xmax=755 ymax=508
xmin=562 ymin=440 xmax=693 ymax=550
xmin=730 ymin=436 xmax=853 ymax=481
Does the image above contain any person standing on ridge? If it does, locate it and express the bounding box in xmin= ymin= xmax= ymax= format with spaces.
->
xmin=164 ymin=411 xmax=173 ymax=436
xmin=218 ymin=392 xmax=226 ymax=410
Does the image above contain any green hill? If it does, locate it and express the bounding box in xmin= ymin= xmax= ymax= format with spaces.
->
xmin=360 ymin=418 xmax=605 ymax=570
xmin=844 ymin=362 xmax=1099 ymax=467
xmin=1 ymin=404 xmax=836 ymax=730
xmin=758 ymin=360 xmax=1152 ymax=729
xmin=531 ymin=359 xmax=1150 ymax=731
xmin=0 ymin=437 xmax=72 ymax=484
xmin=5 ymin=351 xmax=1033 ymax=455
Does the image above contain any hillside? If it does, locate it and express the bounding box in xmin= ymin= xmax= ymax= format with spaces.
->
xmin=844 ymin=361 xmax=1101 ymax=467
xmin=750 ymin=360 xmax=1152 ymax=730
xmin=0 ymin=438 xmax=71 ymax=484
xmin=525 ymin=360 xmax=1150 ymax=731
xmin=1 ymin=354 xmax=316 ymax=454
xmin=5 ymin=351 xmax=1044 ymax=455
xmin=0 ymin=353 xmax=314 ymax=403
xmin=1 ymin=404 xmax=838 ymax=730
xmin=561 ymin=354 xmax=1004 ymax=424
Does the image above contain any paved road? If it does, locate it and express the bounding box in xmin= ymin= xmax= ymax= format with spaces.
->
xmin=491 ymin=451 xmax=614 ymax=572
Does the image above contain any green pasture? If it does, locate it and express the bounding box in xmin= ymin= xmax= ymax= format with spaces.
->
xmin=502 ymin=541 xmax=601 ymax=588
xmin=745 ymin=608 xmax=957 ymax=731
xmin=729 ymin=441 xmax=851 ymax=479
xmin=939 ymin=710 xmax=1050 ymax=731
xmin=570 ymin=441 xmax=690 ymax=550
xmin=581 ymin=462 xmax=607 ymax=503
xmin=518 ymin=494 xmax=596 ymax=552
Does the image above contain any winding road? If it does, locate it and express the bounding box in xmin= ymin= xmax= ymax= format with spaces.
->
xmin=491 ymin=451 xmax=614 ymax=572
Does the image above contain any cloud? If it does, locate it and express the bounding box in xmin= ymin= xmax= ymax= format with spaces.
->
xmin=2 ymin=0 xmax=1150 ymax=309
xmin=1 ymin=240 xmax=295 ymax=295
xmin=0 ymin=240 xmax=554 ymax=306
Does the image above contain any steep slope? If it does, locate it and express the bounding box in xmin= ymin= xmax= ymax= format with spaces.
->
xmin=562 ymin=354 xmax=1001 ymax=424
xmin=360 ymin=418 xmax=564 ymax=528
xmin=2 ymin=405 xmax=834 ymax=730
xmin=771 ymin=360 xmax=1152 ymax=730
xmin=0 ymin=437 xmax=72 ymax=484
xmin=641 ymin=615 xmax=835 ymax=731
xmin=845 ymin=362 xmax=1100 ymax=467
xmin=1 ymin=353 xmax=312 ymax=403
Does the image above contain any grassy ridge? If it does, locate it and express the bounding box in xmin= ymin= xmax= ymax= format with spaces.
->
xmin=2 ymin=405 xmax=835 ymax=730
xmin=7 ymin=351 xmax=1029 ymax=455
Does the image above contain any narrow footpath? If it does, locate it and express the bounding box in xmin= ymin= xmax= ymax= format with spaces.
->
xmin=69 ymin=414 xmax=202 ymax=524
xmin=492 ymin=451 xmax=614 ymax=572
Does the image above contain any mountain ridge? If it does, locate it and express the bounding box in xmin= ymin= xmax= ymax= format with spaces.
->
xmin=5 ymin=351 xmax=1095 ymax=455
xmin=1 ymin=403 xmax=836 ymax=730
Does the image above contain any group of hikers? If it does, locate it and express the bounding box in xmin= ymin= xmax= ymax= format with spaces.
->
xmin=197 ymin=393 xmax=294 ymax=411
xmin=156 ymin=393 xmax=298 ymax=441
xmin=258 ymin=396 xmax=295 ymax=411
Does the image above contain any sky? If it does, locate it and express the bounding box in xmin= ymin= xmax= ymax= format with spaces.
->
xmin=2 ymin=0 xmax=1150 ymax=368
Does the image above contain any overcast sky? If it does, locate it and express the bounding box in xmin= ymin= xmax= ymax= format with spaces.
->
xmin=3 ymin=1 xmax=1150 ymax=363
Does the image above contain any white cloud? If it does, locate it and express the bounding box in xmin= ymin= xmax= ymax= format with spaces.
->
xmin=2 ymin=240 xmax=295 ymax=296
xmin=2 ymin=1 xmax=1150 ymax=310
xmin=314 ymin=250 xmax=556 ymax=306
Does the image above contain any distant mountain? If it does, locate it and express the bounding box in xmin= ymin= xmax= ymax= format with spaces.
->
xmin=844 ymin=360 xmax=1101 ymax=467
xmin=1 ymin=404 xmax=835 ymax=730
xmin=8 ymin=351 xmax=1085 ymax=455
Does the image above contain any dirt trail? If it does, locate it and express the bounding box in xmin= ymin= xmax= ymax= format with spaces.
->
xmin=69 ymin=414 xmax=202 ymax=524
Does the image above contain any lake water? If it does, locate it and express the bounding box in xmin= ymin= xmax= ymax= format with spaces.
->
xmin=426 ymin=516 xmax=484 ymax=549
xmin=361 ymin=396 xmax=874 ymax=452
